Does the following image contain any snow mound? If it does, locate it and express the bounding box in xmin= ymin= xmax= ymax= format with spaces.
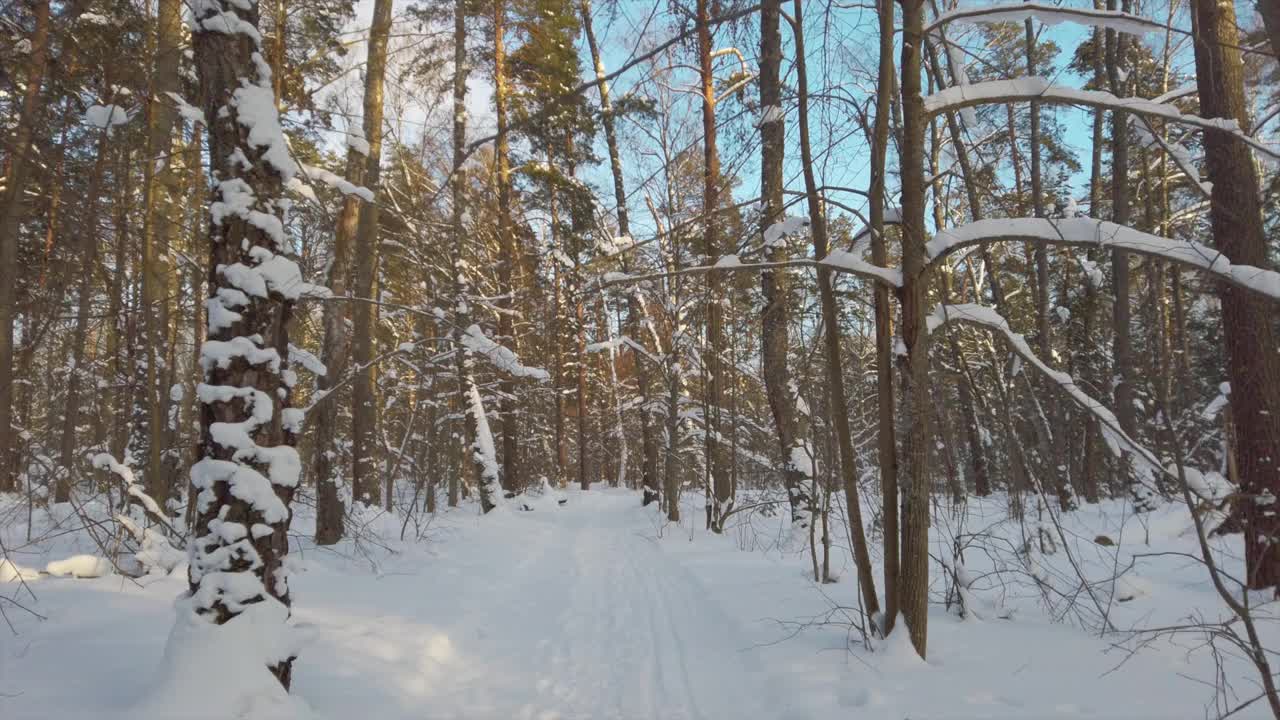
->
xmin=0 ymin=557 xmax=39 ymax=582
xmin=139 ymin=599 xmax=313 ymax=720
xmin=45 ymin=554 xmax=113 ymax=578
xmin=878 ymin=617 xmax=929 ymax=668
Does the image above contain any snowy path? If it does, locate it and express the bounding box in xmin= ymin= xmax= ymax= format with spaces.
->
xmin=296 ymin=492 xmax=782 ymax=720
xmin=3 ymin=489 xmax=1273 ymax=719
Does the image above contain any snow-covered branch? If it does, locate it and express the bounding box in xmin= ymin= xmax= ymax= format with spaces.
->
xmin=592 ymin=253 xmax=901 ymax=293
xmin=926 ymin=3 xmax=1176 ymax=37
xmin=461 ymin=324 xmax=550 ymax=380
xmin=925 ymin=217 xmax=1280 ymax=302
xmin=927 ymin=304 xmax=1166 ymax=478
xmin=924 ymin=78 xmax=1280 ymax=160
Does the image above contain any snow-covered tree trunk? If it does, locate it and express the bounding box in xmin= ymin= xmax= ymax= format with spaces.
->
xmin=188 ymin=0 xmax=307 ymax=689
xmin=449 ymin=0 xmax=470 ymax=509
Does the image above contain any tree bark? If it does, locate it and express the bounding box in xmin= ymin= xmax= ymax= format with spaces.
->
xmin=350 ymin=0 xmax=394 ymax=508
xmin=141 ymin=0 xmax=184 ymax=506
xmin=0 ymin=0 xmax=51 ymax=494
xmin=1191 ymin=0 xmax=1280 ymax=590
xmin=898 ymin=0 xmax=933 ymax=658
xmin=493 ymin=0 xmax=521 ymax=492
xmin=696 ymin=0 xmax=731 ymax=529
xmin=311 ymin=7 xmax=382 ymax=542
xmin=759 ymin=0 xmax=812 ymax=529
xmin=1259 ymin=0 xmax=1280 ymax=71
xmin=1105 ymin=0 xmax=1142 ymax=507
xmin=873 ymin=0 xmax=900 ymax=635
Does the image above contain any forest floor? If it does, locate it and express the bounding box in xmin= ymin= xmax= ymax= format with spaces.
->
xmin=1 ymin=486 xmax=1275 ymax=719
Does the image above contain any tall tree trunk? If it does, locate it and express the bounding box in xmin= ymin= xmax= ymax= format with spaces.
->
xmin=0 ymin=0 xmax=51 ymax=494
xmin=793 ymin=0 xmax=879 ymax=621
xmin=759 ymin=0 xmax=811 ymax=529
xmin=492 ymin=0 xmax=521 ymax=492
xmin=574 ymin=219 xmax=590 ymax=491
xmin=898 ymin=0 xmax=933 ymax=658
xmin=141 ymin=0 xmax=183 ymax=506
xmin=1106 ymin=0 xmax=1142 ymax=506
xmin=311 ymin=104 xmax=368 ymax=543
xmin=190 ymin=0 xmax=305 ymax=688
xmin=873 ymin=0 xmax=900 ymax=635
xmin=448 ymin=0 xmax=482 ymax=507
xmin=350 ymin=0 xmax=394 ymax=508
xmin=696 ymin=0 xmax=731 ymax=529
xmin=1191 ymin=0 xmax=1280 ymax=590
xmin=1078 ymin=5 xmax=1108 ymax=505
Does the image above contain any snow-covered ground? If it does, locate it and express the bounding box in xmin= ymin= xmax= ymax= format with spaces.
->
xmin=1 ymin=488 xmax=1275 ymax=719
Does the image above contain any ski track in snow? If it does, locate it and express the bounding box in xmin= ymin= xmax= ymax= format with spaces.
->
xmin=2 ymin=489 xmax=1276 ymax=719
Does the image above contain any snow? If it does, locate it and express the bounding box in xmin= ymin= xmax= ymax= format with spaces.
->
xmin=466 ymin=381 xmax=504 ymax=506
xmin=942 ymin=41 xmax=980 ymax=127
xmin=164 ymin=91 xmax=206 ymax=126
xmin=788 ymin=443 xmax=816 ymax=478
xmin=928 ymin=2 xmax=1166 ymax=37
xmin=924 ymin=77 xmax=1280 ymax=161
xmin=928 ymin=303 xmax=1166 ymax=481
xmin=1131 ymin=118 xmax=1211 ymax=195
xmin=0 ymin=557 xmax=38 ymax=582
xmin=232 ymin=59 xmax=297 ymax=181
xmin=138 ymin=598 xmax=311 ymax=720
xmin=83 ymin=104 xmax=130 ymax=130
xmin=116 ymin=516 xmax=186 ymax=575
xmin=3 ymin=490 xmax=1274 ymax=719
xmin=195 ymin=7 xmax=264 ymax=45
xmin=460 ymin=324 xmax=549 ymax=380
xmin=1203 ymin=382 xmax=1231 ymax=420
xmin=345 ymin=132 xmax=371 ymax=156
xmin=45 ymin=555 xmax=113 ymax=578
xmin=757 ymin=104 xmax=784 ymax=127
xmin=763 ymin=215 xmax=809 ymax=247
xmin=822 ymin=243 xmax=904 ymax=287
xmin=926 ymin=216 xmax=1280 ymax=301
xmin=596 ymin=235 xmax=636 ymax=255
xmin=92 ymin=453 xmax=168 ymax=520
xmin=297 ymin=163 xmax=374 ymax=202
